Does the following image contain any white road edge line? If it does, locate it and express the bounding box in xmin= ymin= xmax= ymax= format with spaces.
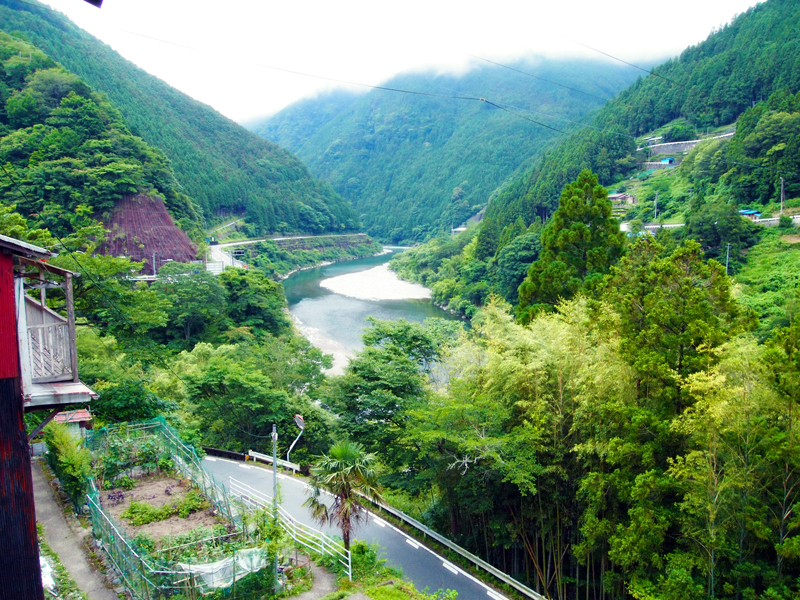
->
xmin=238 ymin=464 xmax=251 ymax=469
xmin=205 ymin=457 xmax=217 ymax=461
xmin=442 ymin=562 xmax=459 ymax=575
xmin=405 ymin=539 xmax=420 ymax=549
xmin=224 ymin=466 xmax=513 ymax=599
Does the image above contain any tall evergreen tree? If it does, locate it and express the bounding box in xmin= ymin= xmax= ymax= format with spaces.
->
xmin=516 ymin=169 xmax=624 ymax=321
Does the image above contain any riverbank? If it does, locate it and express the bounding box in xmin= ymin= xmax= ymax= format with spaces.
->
xmin=277 ymin=248 xmax=392 ymax=281
xmin=283 ymin=250 xmax=455 ymax=377
xmin=320 ymin=263 xmax=431 ymax=301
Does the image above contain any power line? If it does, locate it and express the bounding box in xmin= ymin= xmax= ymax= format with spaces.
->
xmin=554 ymin=33 xmax=685 ymax=88
xmin=492 ymin=100 xmax=636 ymax=140
xmin=464 ymin=53 xmax=612 ymax=103
xmin=481 ymin=100 xmax=569 ymax=135
xmin=85 ymin=23 xmax=592 ymax=136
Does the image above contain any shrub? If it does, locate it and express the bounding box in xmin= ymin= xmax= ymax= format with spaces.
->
xmin=121 ymin=489 xmax=209 ymax=526
xmin=43 ymin=422 xmax=92 ymax=510
xmin=133 ymin=532 xmax=156 ymax=554
xmin=117 ymin=475 xmax=136 ymax=490
xmin=158 ymin=456 xmax=174 ymax=471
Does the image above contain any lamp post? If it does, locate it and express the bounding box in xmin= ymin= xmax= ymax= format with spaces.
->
xmin=286 ymin=414 xmax=305 ymax=472
xmin=271 ymin=423 xmax=278 ymax=587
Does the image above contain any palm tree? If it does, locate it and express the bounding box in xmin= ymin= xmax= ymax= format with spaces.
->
xmin=303 ymin=440 xmax=383 ymax=551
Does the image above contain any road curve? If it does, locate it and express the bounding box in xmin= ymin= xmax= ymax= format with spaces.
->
xmin=202 ymin=457 xmax=510 ymax=600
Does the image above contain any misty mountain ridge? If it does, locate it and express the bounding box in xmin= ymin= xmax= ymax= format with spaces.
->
xmin=250 ymin=59 xmax=640 ymax=243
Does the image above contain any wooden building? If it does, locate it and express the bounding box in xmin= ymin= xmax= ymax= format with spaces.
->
xmin=0 ymin=234 xmax=95 ymax=599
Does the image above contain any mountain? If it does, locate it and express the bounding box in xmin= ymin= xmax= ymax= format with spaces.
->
xmin=486 ymin=0 xmax=800 ymax=230
xmin=251 ymin=61 xmax=639 ymax=243
xmin=0 ymin=30 xmax=201 ymax=266
xmin=0 ymin=0 xmax=358 ymax=235
xmin=391 ymin=0 xmax=800 ymax=320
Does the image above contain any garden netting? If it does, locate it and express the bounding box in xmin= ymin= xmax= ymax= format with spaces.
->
xmin=84 ymin=417 xmax=274 ymax=599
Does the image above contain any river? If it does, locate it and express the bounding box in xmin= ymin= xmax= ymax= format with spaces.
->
xmin=282 ymin=249 xmax=458 ymax=374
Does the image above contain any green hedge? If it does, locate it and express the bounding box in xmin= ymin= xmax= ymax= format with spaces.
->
xmin=43 ymin=422 xmax=91 ymax=511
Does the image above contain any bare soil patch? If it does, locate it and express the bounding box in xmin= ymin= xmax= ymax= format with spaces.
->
xmin=780 ymin=234 xmax=800 ymax=244
xmin=100 ymin=474 xmax=220 ymax=542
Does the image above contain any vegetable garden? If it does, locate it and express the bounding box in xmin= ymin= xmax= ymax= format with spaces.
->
xmin=80 ymin=418 xmax=297 ymax=599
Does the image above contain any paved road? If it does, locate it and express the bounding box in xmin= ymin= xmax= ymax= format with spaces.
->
xmin=202 ymin=457 xmax=509 ymax=600
xmin=213 ymin=234 xmax=365 ymax=250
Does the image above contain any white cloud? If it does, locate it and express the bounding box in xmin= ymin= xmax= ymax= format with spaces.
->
xmin=43 ymin=0 xmax=763 ymax=122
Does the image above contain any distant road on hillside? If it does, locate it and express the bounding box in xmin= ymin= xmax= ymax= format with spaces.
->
xmin=213 ymin=233 xmax=369 ymax=249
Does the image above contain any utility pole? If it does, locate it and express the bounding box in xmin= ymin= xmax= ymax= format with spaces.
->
xmin=654 ymin=193 xmax=658 ymax=221
xmin=271 ymin=424 xmax=278 ymax=588
xmin=725 ymin=243 xmax=731 ymax=275
xmin=781 ymin=176 xmax=785 ymax=216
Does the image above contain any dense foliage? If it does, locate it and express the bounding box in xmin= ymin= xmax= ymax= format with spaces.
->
xmin=342 ymin=237 xmax=800 ymax=599
xmin=0 ymin=31 xmax=201 ymax=236
xmin=254 ymin=60 xmax=637 ymax=243
xmin=0 ymin=0 xmax=358 ymax=235
xmin=517 ymin=169 xmax=624 ymax=319
xmin=391 ymin=220 xmax=542 ymax=317
xmin=241 ymin=237 xmax=383 ymax=279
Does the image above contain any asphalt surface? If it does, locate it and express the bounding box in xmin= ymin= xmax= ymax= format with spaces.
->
xmin=202 ymin=457 xmax=509 ymax=600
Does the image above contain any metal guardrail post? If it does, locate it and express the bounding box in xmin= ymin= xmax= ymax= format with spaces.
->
xmin=363 ymin=497 xmax=546 ymax=600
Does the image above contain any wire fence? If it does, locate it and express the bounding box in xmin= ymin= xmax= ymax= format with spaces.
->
xmin=84 ymin=418 xmax=274 ymax=599
xmin=229 ymin=477 xmax=352 ymax=580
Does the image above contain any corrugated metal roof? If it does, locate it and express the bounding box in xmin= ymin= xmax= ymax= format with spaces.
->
xmin=54 ymin=409 xmax=92 ymax=424
xmin=0 ymin=234 xmax=52 ymax=259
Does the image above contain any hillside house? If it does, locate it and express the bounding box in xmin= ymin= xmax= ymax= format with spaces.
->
xmin=739 ymin=209 xmax=762 ymax=221
xmin=608 ymin=193 xmax=637 ymax=205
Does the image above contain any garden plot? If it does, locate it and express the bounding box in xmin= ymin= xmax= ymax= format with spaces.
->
xmin=100 ymin=473 xmax=222 ymax=544
xmin=83 ymin=419 xmax=291 ymax=598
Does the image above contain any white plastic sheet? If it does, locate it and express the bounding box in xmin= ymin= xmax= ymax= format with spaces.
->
xmin=40 ymin=555 xmax=55 ymax=591
xmin=177 ymin=548 xmax=267 ymax=590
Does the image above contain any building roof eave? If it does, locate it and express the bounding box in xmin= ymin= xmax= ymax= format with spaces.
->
xmin=0 ymin=234 xmax=53 ymax=259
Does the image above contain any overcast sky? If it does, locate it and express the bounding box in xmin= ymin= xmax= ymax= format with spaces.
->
xmin=42 ymin=0 xmax=763 ymax=124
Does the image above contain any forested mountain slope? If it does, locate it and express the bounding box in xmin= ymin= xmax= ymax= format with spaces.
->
xmin=392 ymin=0 xmax=800 ymax=321
xmin=252 ymin=61 xmax=638 ymax=243
xmin=0 ymin=30 xmax=203 ymax=241
xmin=486 ymin=0 xmax=800 ymax=230
xmin=0 ymin=0 xmax=358 ymax=235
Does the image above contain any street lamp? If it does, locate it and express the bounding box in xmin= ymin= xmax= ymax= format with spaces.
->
xmin=286 ymin=414 xmax=305 ymax=472
xmin=271 ymin=424 xmax=278 ymax=588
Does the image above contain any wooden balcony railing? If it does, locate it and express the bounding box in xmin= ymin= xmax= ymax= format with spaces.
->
xmin=27 ymin=321 xmax=74 ymax=383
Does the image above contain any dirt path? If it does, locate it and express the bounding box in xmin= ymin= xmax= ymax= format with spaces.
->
xmin=31 ymin=460 xmax=118 ymax=600
xmin=293 ymin=560 xmax=338 ymax=600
